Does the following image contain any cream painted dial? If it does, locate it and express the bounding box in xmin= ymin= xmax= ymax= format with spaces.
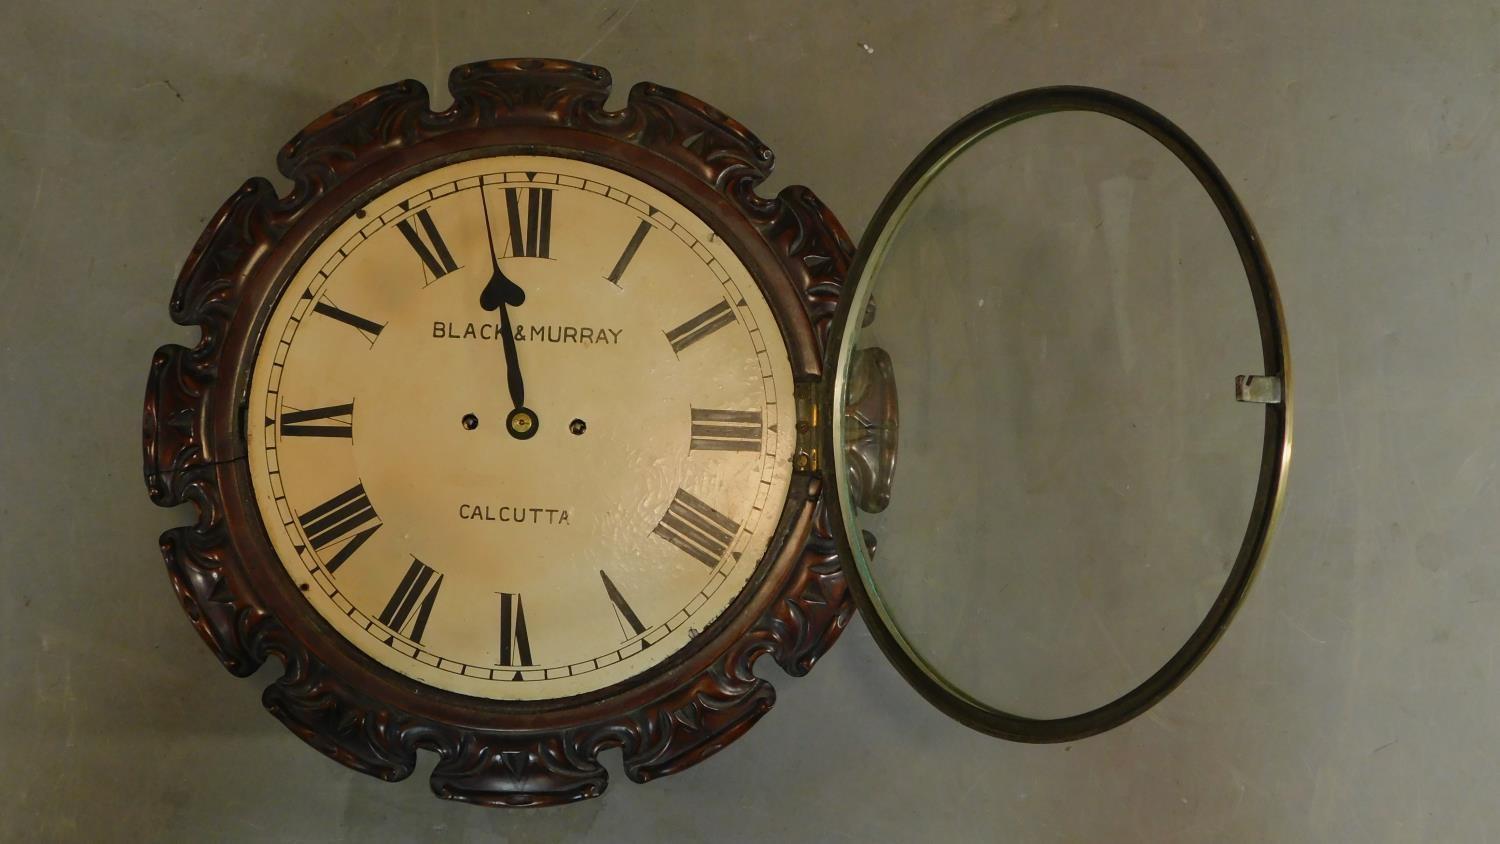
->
xmin=245 ymin=155 xmax=798 ymax=700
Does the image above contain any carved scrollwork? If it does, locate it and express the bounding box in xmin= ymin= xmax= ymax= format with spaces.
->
xmin=143 ymin=58 xmax=854 ymax=806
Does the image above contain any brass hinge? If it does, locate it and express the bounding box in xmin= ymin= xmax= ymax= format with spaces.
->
xmin=794 ymin=381 xmax=820 ymax=472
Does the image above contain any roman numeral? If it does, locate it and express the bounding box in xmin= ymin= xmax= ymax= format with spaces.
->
xmin=652 ymin=488 xmax=741 ymax=567
xmin=378 ymin=559 xmax=443 ymax=643
xmin=497 ymin=592 xmax=534 ymax=669
xmin=664 ymin=300 xmax=735 ymax=354
xmin=297 ymin=482 xmax=380 ymax=573
xmin=605 ymin=219 xmax=652 ymax=285
xmin=600 ymin=571 xmax=646 ymax=639
xmin=690 ymin=408 xmax=762 ymax=452
xmin=395 ymin=208 xmax=459 ymax=282
xmin=312 ymin=299 xmax=384 ymax=343
xmin=280 ymin=402 xmax=353 ymax=438
xmin=502 ymin=187 xmax=553 ymax=259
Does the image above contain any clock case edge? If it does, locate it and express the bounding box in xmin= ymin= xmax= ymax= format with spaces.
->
xmin=141 ymin=58 xmax=857 ymax=807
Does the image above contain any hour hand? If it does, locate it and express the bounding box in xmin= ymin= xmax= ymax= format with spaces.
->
xmin=480 ymin=266 xmax=526 ymax=311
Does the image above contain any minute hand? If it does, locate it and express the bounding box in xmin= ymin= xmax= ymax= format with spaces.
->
xmin=477 ymin=186 xmax=529 ymax=411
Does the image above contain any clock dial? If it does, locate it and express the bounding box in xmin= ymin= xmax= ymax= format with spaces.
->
xmin=245 ymin=155 xmax=798 ymax=700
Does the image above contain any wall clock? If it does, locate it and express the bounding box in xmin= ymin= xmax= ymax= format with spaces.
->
xmin=143 ymin=58 xmax=1290 ymax=806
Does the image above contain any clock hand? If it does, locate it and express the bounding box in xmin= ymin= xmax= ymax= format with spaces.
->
xmin=478 ymin=187 xmax=526 ymax=309
xmin=477 ymin=186 xmax=537 ymax=439
xmin=496 ymin=301 xmax=525 ymax=410
xmin=481 ymin=270 xmax=526 ymax=310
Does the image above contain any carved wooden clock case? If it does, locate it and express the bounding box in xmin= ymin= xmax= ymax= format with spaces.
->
xmin=142 ymin=58 xmax=1291 ymax=806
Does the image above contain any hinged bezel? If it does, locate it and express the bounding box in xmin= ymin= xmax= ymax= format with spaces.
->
xmin=819 ymin=86 xmax=1293 ymax=744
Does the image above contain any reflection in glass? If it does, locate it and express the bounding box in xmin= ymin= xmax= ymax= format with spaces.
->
xmin=840 ymin=111 xmax=1264 ymax=719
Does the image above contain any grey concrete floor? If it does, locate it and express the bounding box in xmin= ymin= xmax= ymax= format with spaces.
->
xmin=2 ymin=1 xmax=1496 ymax=841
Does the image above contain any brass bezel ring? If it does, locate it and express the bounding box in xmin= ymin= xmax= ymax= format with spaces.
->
xmin=824 ymin=86 xmax=1292 ymax=743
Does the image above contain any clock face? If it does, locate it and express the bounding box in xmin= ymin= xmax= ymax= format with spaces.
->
xmin=244 ymin=154 xmax=798 ymax=701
